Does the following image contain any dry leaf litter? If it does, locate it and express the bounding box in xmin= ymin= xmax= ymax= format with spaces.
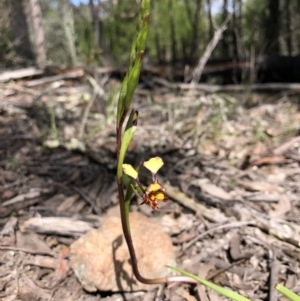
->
xmin=0 ymin=73 xmax=300 ymax=300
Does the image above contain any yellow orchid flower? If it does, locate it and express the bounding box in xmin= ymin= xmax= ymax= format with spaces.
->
xmin=141 ymin=183 xmax=168 ymax=209
xmin=122 ymin=157 xmax=168 ymax=209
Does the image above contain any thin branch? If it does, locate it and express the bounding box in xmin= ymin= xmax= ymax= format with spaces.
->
xmin=188 ymin=13 xmax=233 ymax=94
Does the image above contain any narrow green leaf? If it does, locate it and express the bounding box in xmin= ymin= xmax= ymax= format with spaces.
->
xmin=276 ymin=284 xmax=300 ymax=301
xmin=117 ymin=74 xmax=128 ymax=126
xmin=169 ymin=266 xmax=251 ymax=301
xmin=116 ymin=0 xmax=150 ymax=127
xmin=123 ymin=171 xmax=140 ymax=232
xmin=129 ymin=43 xmax=137 ymax=69
xmin=136 ymin=15 xmax=150 ymax=53
xmin=124 ymin=60 xmax=143 ymax=109
xmin=123 ymin=0 xmax=150 ymax=112
xmin=117 ymin=110 xmax=138 ymax=181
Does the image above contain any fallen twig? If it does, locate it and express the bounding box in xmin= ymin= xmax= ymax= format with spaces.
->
xmin=0 ymin=67 xmax=43 ymax=82
xmin=25 ymin=69 xmax=84 ymax=87
xmin=0 ymin=245 xmax=55 ymax=257
xmin=188 ymin=13 xmax=232 ymax=93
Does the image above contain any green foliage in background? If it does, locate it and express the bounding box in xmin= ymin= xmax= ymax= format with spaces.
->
xmin=38 ymin=0 xmax=210 ymax=66
xmin=40 ymin=0 xmax=67 ymax=64
xmin=0 ymin=2 xmax=17 ymax=67
xmin=3 ymin=0 xmax=300 ymax=67
xmin=103 ymin=0 xmax=137 ymax=64
xmin=73 ymin=5 xmax=96 ymax=65
xmin=243 ymin=0 xmax=268 ymax=53
xmin=147 ymin=0 xmax=209 ymax=61
xmin=0 ymin=27 xmax=16 ymax=68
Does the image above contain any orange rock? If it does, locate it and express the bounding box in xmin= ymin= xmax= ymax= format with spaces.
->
xmin=70 ymin=212 xmax=175 ymax=292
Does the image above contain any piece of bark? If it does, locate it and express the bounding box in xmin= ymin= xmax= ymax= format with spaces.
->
xmin=179 ymin=82 xmax=300 ymax=92
xmin=273 ymin=136 xmax=300 ymax=155
xmin=25 ymin=69 xmax=84 ymax=87
xmin=20 ymin=217 xmax=94 ymax=236
xmin=163 ymin=182 xmax=228 ymax=223
xmin=1 ymin=191 xmax=41 ymax=207
xmin=16 ymin=231 xmax=52 ymax=254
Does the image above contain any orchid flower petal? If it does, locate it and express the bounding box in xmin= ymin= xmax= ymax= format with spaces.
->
xmin=143 ymin=157 xmax=164 ymax=174
xmin=122 ymin=164 xmax=138 ymax=179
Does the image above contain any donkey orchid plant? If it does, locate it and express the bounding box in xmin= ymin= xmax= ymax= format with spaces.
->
xmin=115 ymin=0 xmax=196 ymax=285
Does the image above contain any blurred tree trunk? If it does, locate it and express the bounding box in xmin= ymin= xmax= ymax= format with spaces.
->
xmin=285 ymin=0 xmax=292 ymax=55
xmin=297 ymin=0 xmax=300 ymax=54
xmin=183 ymin=0 xmax=192 ymax=58
xmin=184 ymin=0 xmax=192 ymax=21
xmin=89 ymin=0 xmax=100 ymax=48
xmin=151 ymin=0 xmax=163 ymax=63
xmin=89 ymin=0 xmax=112 ymax=66
xmin=168 ymin=0 xmax=177 ymax=61
xmin=237 ymin=0 xmax=242 ymax=38
xmin=190 ymin=0 xmax=202 ymax=58
xmin=237 ymin=0 xmax=243 ymax=58
xmin=60 ymin=0 xmax=77 ymax=66
xmin=232 ymin=0 xmax=238 ymax=59
xmin=28 ymin=0 xmax=46 ymax=68
xmin=265 ymin=0 xmax=280 ymax=53
xmin=232 ymin=0 xmax=243 ymax=59
xmin=181 ymin=38 xmax=188 ymax=60
xmin=207 ymin=0 xmax=213 ymax=41
xmin=8 ymin=0 xmax=34 ymax=64
xmin=222 ymin=0 xmax=229 ymax=57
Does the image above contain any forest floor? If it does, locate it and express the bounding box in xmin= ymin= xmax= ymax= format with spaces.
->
xmin=1 ymin=74 xmax=300 ymax=301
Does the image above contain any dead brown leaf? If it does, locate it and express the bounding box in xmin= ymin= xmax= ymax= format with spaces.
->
xmin=192 ymin=179 xmax=232 ymax=200
xmin=269 ymin=195 xmax=291 ymax=218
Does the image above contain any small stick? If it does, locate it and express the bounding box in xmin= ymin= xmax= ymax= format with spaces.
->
xmin=0 ymin=245 xmax=55 ymax=257
xmin=269 ymin=250 xmax=279 ymax=301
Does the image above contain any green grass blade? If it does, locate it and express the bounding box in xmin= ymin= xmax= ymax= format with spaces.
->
xmin=169 ymin=266 xmax=251 ymax=301
xmin=276 ymin=284 xmax=300 ymax=301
